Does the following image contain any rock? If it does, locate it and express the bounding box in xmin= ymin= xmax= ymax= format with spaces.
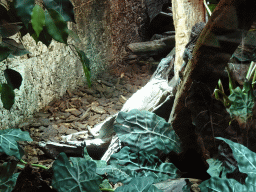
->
xmin=107 ymin=108 xmax=117 ymax=115
xmin=66 ymin=129 xmax=78 ymax=135
xmin=87 ymin=114 xmax=101 ymax=126
xmin=34 ymin=112 xmax=51 ymax=118
xmin=41 ymin=125 xmax=59 ymax=141
xmin=39 ymin=118 xmax=51 ymax=127
xmin=91 ymin=105 xmax=106 ymax=114
xmin=18 ymin=122 xmax=31 ymax=129
xmin=58 ymin=124 xmax=68 ymax=134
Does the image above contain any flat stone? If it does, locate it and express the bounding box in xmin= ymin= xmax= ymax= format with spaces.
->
xmin=58 ymin=124 xmax=68 ymax=134
xmin=107 ymin=108 xmax=117 ymax=115
xmin=91 ymin=105 xmax=106 ymax=114
xmin=40 ymin=118 xmax=51 ymax=126
xmin=66 ymin=129 xmax=78 ymax=135
xmin=18 ymin=122 xmax=31 ymax=128
xmin=34 ymin=112 xmax=51 ymax=118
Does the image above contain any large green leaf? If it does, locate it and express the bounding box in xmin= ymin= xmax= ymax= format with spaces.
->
xmin=1 ymin=84 xmax=15 ymax=110
xmin=52 ymin=152 xmax=102 ymax=192
xmin=216 ymin=137 xmax=256 ymax=175
xmin=43 ymin=0 xmax=75 ymax=23
xmin=75 ymin=49 xmax=91 ymax=87
xmin=31 ymin=5 xmax=45 ymax=37
xmin=45 ymin=9 xmax=69 ymax=44
xmin=0 ymin=161 xmax=19 ymax=192
xmin=115 ymin=177 xmax=163 ymax=192
xmin=4 ymin=69 xmax=23 ymax=90
xmin=97 ymin=147 xmax=180 ymax=184
xmin=200 ymin=138 xmax=256 ymax=191
xmin=114 ymin=109 xmax=182 ymax=154
xmin=0 ymin=129 xmax=32 ymax=159
xmin=0 ymin=44 xmax=12 ymax=62
xmin=14 ymin=0 xmax=34 ymax=28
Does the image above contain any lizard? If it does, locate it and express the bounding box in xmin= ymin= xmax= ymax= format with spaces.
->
xmin=179 ymin=22 xmax=206 ymax=80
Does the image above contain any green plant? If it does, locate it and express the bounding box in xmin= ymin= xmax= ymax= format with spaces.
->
xmin=214 ymin=62 xmax=256 ymax=123
xmin=0 ymin=110 xmax=186 ymax=191
xmin=200 ymin=137 xmax=256 ymax=191
xmin=0 ymin=0 xmax=91 ymax=110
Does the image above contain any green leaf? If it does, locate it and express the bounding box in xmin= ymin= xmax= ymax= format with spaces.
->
xmin=216 ymin=137 xmax=256 ymax=175
xmin=206 ymin=158 xmax=224 ymax=177
xmin=227 ymin=85 xmax=255 ymax=122
xmin=1 ymin=38 xmax=30 ymax=56
xmin=115 ymin=177 xmax=163 ymax=192
xmin=0 ymin=19 xmax=23 ymax=38
xmin=114 ymin=109 xmax=182 ymax=154
xmin=0 ymin=161 xmax=19 ymax=192
xmin=0 ymin=44 xmax=12 ymax=62
xmin=52 ymin=152 xmax=102 ymax=192
xmin=31 ymin=5 xmax=45 ymax=37
xmin=97 ymin=147 xmax=180 ymax=184
xmin=43 ymin=0 xmax=76 ymax=23
xmin=1 ymin=84 xmax=15 ymax=110
xmin=199 ymin=177 xmax=247 ymax=192
xmin=0 ymin=129 xmax=32 ymax=159
xmin=0 ymin=83 xmax=2 ymax=93
xmin=45 ymin=9 xmax=69 ymax=44
xmin=14 ymin=0 xmax=34 ymax=28
xmin=75 ymin=49 xmax=91 ymax=87
xmin=4 ymin=69 xmax=23 ymax=90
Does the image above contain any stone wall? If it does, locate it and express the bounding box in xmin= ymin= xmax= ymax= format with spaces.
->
xmin=0 ymin=0 xmax=147 ymax=129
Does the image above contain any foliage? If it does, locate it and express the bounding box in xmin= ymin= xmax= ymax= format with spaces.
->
xmin=96 ymin=110 xmax=182 ymax=191
xmin=113 ymin=109 xmax=182 ymax=155
xmin=0 ymin=161 xmax=19 ymax=192
xmin=52 ymin=152 xmax=102 ymax=192
xmin=0 ymin=129 xmax=32 ymax=159
xmin=0 ymin=0 xmax=91 ymax=110
xmin=114 ymin=177 xmax=163 ymax=192
xmin=227 ymin=81 xmax=255 ymax=123
xmin=200 ymin=137 xmax=256 ymax=191
xmin=97 ymin=146 xmax=180 ymax=185
xmin=214 ymin=63 xmax=256 ymax=123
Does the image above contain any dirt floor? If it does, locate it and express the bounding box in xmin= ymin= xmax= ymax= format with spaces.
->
xmin=18 ymin=62 xmax=152 ymax=169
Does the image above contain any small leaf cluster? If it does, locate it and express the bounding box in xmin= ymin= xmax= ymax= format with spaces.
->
xmin=0 ymin=0 xmax=91 ymax=110
xmin=0 ymin=129 xmax=32 ymax=191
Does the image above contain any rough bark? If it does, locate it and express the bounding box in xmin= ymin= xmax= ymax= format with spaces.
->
xmin=169 ymin=0 xmax=256 ymax=158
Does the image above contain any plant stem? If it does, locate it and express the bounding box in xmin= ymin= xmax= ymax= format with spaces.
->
xmin=100 ymin=188 xmax=115 ymax=191
xmin=20 ymin=159 xmax=48 ymax=169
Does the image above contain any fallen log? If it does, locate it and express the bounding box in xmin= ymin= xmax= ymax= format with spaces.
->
xmin=127 ymin=35 xmax=175 ymax=57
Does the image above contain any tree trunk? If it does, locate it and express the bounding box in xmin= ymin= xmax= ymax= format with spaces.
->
xmin=169 ymin=0 xmax=256 ymax=158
